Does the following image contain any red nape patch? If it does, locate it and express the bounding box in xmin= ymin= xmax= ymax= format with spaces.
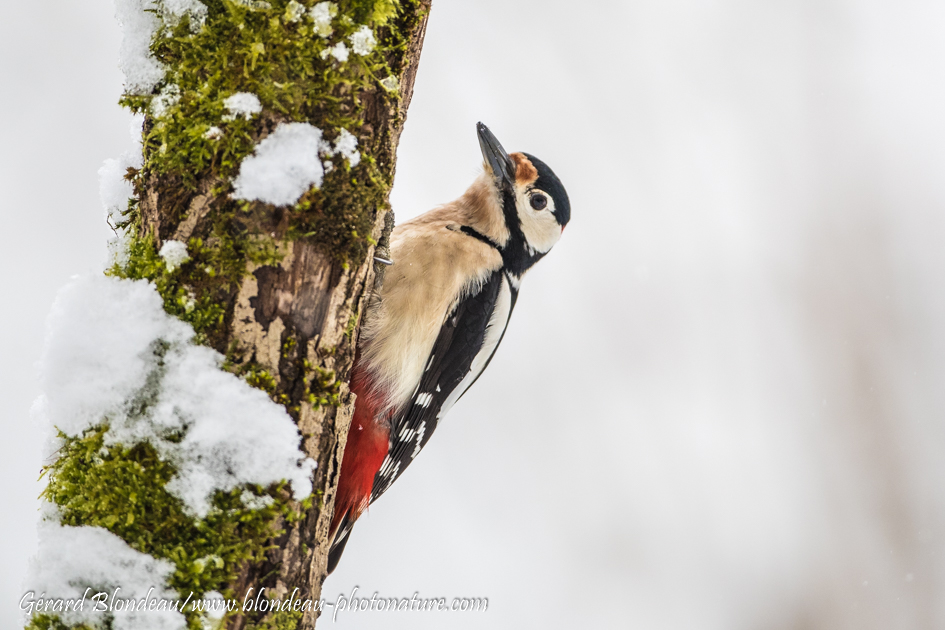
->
xmin=330 ymin=363 xmax=390 ymax=537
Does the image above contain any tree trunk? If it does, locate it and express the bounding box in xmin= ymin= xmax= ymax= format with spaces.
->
xmin=33 ymin=2 xmax=430 ymax=629
xmin=146 ymin=5 xmax=430 ymax=629
xmin=219 ymin=9 xmax=431 ymax=627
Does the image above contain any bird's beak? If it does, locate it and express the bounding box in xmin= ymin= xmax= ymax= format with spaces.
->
xmin=477 ymin=122 xmax=515 ymax=191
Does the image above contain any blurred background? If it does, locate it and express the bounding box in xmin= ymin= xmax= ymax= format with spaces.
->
xmin=3 ymin=1 xmax=945 ymax=628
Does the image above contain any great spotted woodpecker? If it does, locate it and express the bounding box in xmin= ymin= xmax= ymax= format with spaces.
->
xmin=327 ymin=123 xmax=570 ymax=573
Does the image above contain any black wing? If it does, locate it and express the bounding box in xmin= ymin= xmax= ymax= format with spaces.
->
xmin=370 ymin=269 xmax=517 ymax=504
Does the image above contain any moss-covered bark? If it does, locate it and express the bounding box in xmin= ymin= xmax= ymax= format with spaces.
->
xmin=35 ymin=1 xmax=430 ymax=629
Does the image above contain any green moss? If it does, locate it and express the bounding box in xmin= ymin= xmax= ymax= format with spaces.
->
xmin=24 ymin=617 xmax=97 ymax=630
xmin=289 ymin=160 xmax=386 ymax=265
xmin=370 ymin=0 xmax=402 ymax=25
xmin=245 ymin=609 xmax=303 ymax=630
xmin=42 ymin=427 xmax=301 ymax=629
xmin=242 ymin=364 xmax=278 ymax=394
xmin=306 ymin=366 xmax=341 ymax=409
xmin=281 ymin=335 xmax=297 ymax=358
xmin=342 ymin=309 xmax=358 ymax=340
xmin=239 ymin=363 xmax=291 ymax=405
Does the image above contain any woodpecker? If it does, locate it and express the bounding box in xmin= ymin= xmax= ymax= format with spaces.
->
xmin=327 ymin=122 xmax=570 ymax=573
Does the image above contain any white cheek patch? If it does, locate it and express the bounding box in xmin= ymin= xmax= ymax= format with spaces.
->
xmin=515 ymin=188 xmax=562 ymax=254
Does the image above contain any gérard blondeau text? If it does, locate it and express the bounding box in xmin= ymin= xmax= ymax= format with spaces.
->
xmin=21 ymin=586 xmax=488 ymax=622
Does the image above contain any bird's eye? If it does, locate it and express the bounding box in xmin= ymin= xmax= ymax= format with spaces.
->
xmin=529 ymin=194 xmax=548 ymax=210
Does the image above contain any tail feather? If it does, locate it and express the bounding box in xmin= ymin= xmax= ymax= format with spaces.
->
xmin=327 ymin=515 xmax=353 ymax=575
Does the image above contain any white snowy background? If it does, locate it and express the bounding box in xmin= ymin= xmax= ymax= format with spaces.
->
xmin=3 ymin=1 xmax=945 ymax=628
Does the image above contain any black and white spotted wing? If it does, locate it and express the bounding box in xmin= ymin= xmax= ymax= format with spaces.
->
xmin=370 ymin=269 xmax=518 ymax=503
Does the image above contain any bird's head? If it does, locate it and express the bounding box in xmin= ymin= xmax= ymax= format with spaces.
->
xmin=477 ymin=122 xmax=570 ymax=274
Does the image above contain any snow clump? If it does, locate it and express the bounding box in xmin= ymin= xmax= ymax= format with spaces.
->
xmin=34 ymin=274 xmax=316 ymax=517
xmin=114 ymin=0 xmax=206 ymax=94
xmin=100 ymin=155 xmax=139 ymax=229
xmin=100 ymin=157 xmax=135 ymax=267
xmin=222 ymin=92 xmax=262 ymax=121
xmin=232 ymin=123 xmax=325 ymax=206
xmin=285 ymin=0 xmax=305 ymax=22
xmin=241 ymin=490 xmax=276 ymax=511
xmin=115 ymin=0 xmax=165 ymax=94
xmin=349 ymin=26 xmax=376 ymax=56
xmin=100 ymin=116 xmax=145 ymax=267
xmin=201 ymin=592 xmax=228 ymax=623
xmin=24 ymin=520 xmax=185 ymax=630
xmin=310 ymin=2 xmax=337 ymax=37
xmin=320 ymin=42 xmax=349 ymax=63
xmin=161 ymin=0 xmax=207 ymax=24
xmin=331 ymin=128 xmax=360 ymax=167
xmin=230 ymin=123 xmax=361 ymax=206
xmin=150 ymin=83 xmax=181 ymax=118
xmin=159 ymin=240 xmax=190 ymax=271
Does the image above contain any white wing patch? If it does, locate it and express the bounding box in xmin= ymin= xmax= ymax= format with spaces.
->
xmin=437 ymin=275 xmax=513 ymax=420
xmin=411 ymin=421 xmax=426 ymax=459
xmin=374 ymin=455 xmax=401 ymax=499
xmin=381 ymin=462 xmax=400 ymax=494
xmin=377 ymin=454 xmax=395 ymax=478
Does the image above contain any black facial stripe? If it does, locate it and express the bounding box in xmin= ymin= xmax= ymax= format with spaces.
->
xmin=499 ymin=187 xmax=546 ymax=277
